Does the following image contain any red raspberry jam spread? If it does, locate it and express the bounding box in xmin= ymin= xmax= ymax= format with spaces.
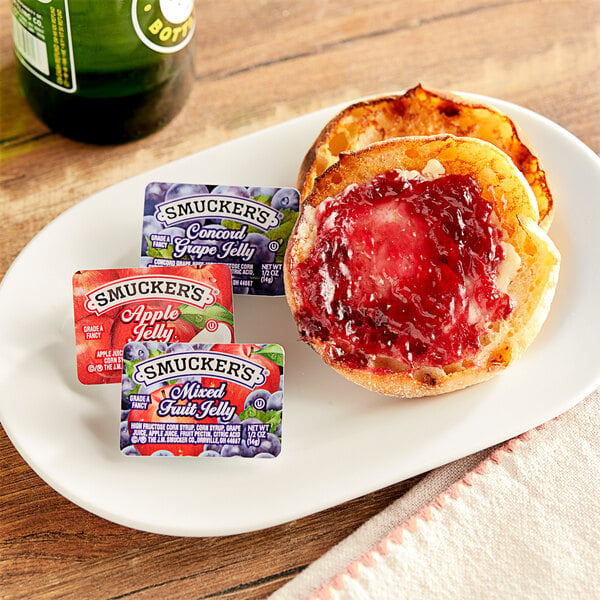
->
xmin=294 ymin=169 xmax=514 ymax=370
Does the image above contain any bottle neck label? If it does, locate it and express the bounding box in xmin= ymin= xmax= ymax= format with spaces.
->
xmin=132 ymin=0 xmax=195 ymax=54
xmin=12 ymin=0 xmax=77 ymax=93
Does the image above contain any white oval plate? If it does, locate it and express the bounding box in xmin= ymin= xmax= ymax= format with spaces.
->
xmin=1 ymin=94 xmax=599 ymax=536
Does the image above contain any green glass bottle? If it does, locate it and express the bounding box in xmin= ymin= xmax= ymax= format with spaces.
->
xmin=11 ymin=0 xmax=195 ymax=144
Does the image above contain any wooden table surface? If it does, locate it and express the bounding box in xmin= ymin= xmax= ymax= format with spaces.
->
xmin=1 ymin=1 xmax=598 ymax=598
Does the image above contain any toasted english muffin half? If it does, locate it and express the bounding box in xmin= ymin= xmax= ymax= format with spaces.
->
xmin=285 ymin=135 xmax=560 ymax=398
xmin=298 ymin=84 xmax=554 ymax=230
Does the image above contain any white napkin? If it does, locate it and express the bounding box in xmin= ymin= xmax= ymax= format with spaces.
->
xmin=270 ymin=392 xmax=600 ymax=599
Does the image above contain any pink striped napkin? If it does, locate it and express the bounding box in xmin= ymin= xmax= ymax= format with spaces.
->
xmin=270 ymin=391 xmax=600 ymax=599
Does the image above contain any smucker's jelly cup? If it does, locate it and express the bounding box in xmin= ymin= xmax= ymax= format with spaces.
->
xmin=140 ymin=182 xmax=299 ymax=295
xmin=73 ymin=265 xmax=234 ymax=385
xmin=120 ymin=342 xmax=284 ymax=458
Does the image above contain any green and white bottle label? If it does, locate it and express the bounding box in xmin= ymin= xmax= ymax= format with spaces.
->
xmin=132 ymin=0 xmax=195 ymax=54
xmin=11 ymin=0 xmax=77 ymax=92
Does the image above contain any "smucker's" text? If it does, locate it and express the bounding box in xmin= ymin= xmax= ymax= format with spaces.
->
xmin=133 ymin=351 xmax=268 ymax=388
xmin=85 ymin=276 xmax=217 ymax=314
xmin=155 ymin=194 xmax=282 ymax=230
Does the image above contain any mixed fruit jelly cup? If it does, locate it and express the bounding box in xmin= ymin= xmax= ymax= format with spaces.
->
xmin=120 ymin=342 xmax=284 ymax=458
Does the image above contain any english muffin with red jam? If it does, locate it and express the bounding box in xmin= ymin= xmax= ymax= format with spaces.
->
xmin=284 ymin=135 xmax=560 ymax=397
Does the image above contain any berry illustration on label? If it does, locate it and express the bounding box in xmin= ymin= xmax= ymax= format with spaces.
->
xmin=73 ymin=265 xmax=234 ymax=385
xmin=140 ymin=182 xmax=300 ymax=296
xmin=120 ymin=342 xmax=284 ymax=457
